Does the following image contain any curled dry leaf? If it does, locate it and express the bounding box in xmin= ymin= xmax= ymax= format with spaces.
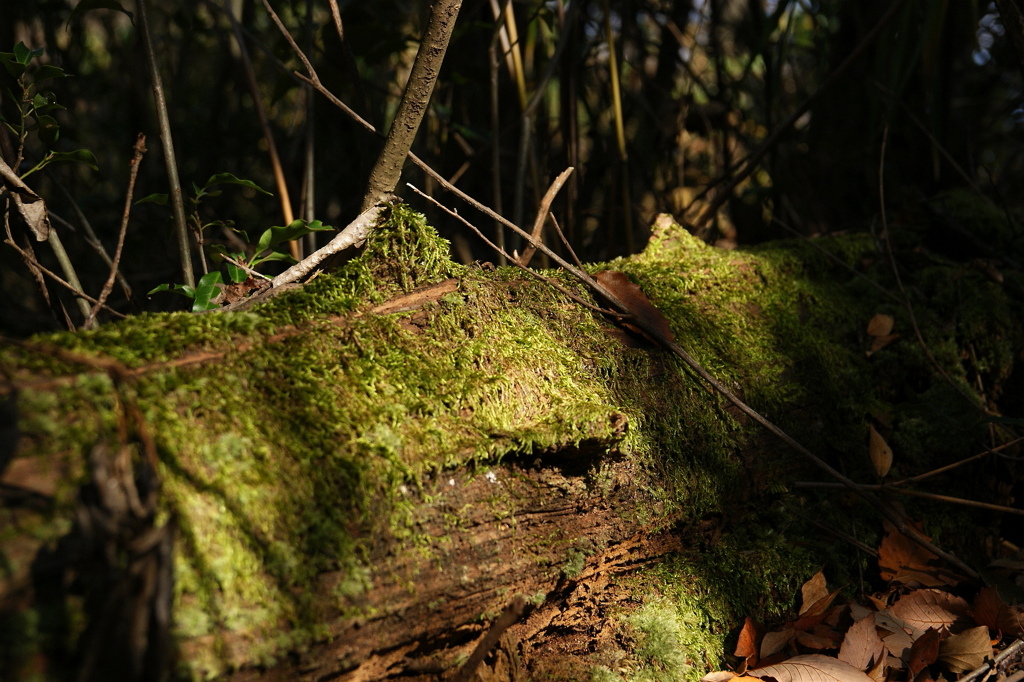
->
xmin=761 ymin=628 xmax=796 ymax=659
xmin=735 ymin=617 xmax=764 ymax=669
xmin=800 ymin=571 xmax=829 ymax=616
xmin=594 ymin=270 xmax=675 ymax=345
xmin=868 ymin=425 xmax=893 ymax=478
xmin=873 ymin=611 xmax=913 ymax=665
xmin=938 ymin=625 xmax=992 ymax=673
xmin=839 ymin=612 xmax=885 ymax=671
xmin=748 ymin=654 xmax=874 ymax=682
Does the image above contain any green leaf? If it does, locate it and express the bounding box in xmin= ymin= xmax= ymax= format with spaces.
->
xmin=34 ymin=65 xmax=68 ymax=82
xmin=0 ymin=53 xmax=26 ymax=78
xmin=66 ymin=0 xmax=135 ymax=28
xmin=249 ymin=250 xmax=297 ymax=269
xmin=225 ymin=262 xmax=249 ymax=283
xmin=256 ymin=219 xmax=333 ymax=253
xmin=13 ymin=43 xmax=43 ymax=66
xmin=47 ymin=149 xmax=99 ymax=170
xmin=148 ymin=283 xmax=196 ymax=299
xmin=137 ymin=193 xmax=169 ymax=206
xmin=191 ymin=271 xmax=224 ymax=311
xmin=202 ymin=172 xmax=272 ymax=196
xmin=35 ymin=114 xmax=59 ymax=145
xmin=255 ymin=251 xmax=297 ymax=265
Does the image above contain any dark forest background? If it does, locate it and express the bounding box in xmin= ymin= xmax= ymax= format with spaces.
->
xmin=0 ymin=0 xmax=1020 ymax=335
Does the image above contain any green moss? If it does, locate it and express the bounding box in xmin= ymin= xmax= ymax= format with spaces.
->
xmin=3 ymin=206 xmax=1015 ymax=679
xmin=611 ymin=533 xmax=820 ymax=682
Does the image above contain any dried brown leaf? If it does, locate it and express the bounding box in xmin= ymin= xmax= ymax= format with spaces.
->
xmin=867 ymin=334 xmax=899 ymax=356
xmin=888 ymin=589 xmax=970 ymax=637
xmin=874 ymin=612 xmax=913 ymax=665
xmin=839 ymin=612 xmax=885 ymax=671
xmin=594 ymin=270 xmax=675 ymax=344
xmin=761 ymin=628 xmax=795 ymax=659
xmin=972 ymin=586 xmax=1024 ymax=636
xmin=938 ymin=625 xmax=992 ymax=674
xmin=868 ymin=425 xmax=893 ymax=478
xmin=749 ymin=654 xmax=874 ymax=682
xmin=865 ymin=653 xmax=886 ymax=682
xmin=877 ymin=522 xmax=962 ymax=588
xmin=794 ymin=623 xmax=843 ymax=651
xmin=906 ymin=628 xmax=940 ymax=676
xmin=867 ymin=314 xmax=894 ymax=337
xmin=735 ymin=617 xmax=764 ymax=668
xmin=800 ymin=571 xmax=830 ymax=616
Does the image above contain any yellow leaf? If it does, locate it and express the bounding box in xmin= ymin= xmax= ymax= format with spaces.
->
xmin=867 ymin=314 xmax=894 ymax=337
xmin=868 ymin=424 xmax=893 ymax=478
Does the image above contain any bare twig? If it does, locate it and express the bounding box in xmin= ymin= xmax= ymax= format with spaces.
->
xmin=2 ymin=237 xmax=126 ymax=318
xmin=960 ymin=638 xmax=1024 ymax=682
xmin=269 ymin=203 xmax=386 ymax=288
xmin=409 ymin=184 xmax=619 ymax=317
xmin=353 ymin=0 xmax=464 ymax=210
xmin=795 ymin=481 xmax=1024 ymax=516
xmin=45 ymin=229 xmax=91 ymax=323
xmin=219 ymin=253 xmax=271 ymax=281
xmin=889 ymin=437 xmax=1024 ymax=487
xmin=518 ymin=167 xmax=573 ymax=267
xmin=50 ymin=190 xmax=132 ymax=297
xmin=85 ymin=134 xmax=146 ymax=329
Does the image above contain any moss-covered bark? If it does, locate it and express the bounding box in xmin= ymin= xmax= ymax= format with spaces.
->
xmin=1 ymin=203 xmax=1019 ymax=681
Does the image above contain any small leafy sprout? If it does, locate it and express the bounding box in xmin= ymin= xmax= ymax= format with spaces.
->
xmin=0 ymin=42 xmax=99 ymax=177
xmin=144 ymin=173 xmax=333 ymax=310
xmin=137 ymin=172 xmax=273 ymax=240
xmin=149 ymin=271 xmax=224 ymax=312
xmin=211 ymin=219 xmax=334 ymax=284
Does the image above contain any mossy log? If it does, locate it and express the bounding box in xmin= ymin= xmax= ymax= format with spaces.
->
xmin=1 ymin=203 xmax=1019 ymax=681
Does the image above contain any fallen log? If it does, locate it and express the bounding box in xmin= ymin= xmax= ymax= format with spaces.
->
xmin=1 ymin=203 xmax=1013 ymax=680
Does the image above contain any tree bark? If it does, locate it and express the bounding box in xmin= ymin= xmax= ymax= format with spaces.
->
xmin=1 ymin=204 xmax=1016 ymax=680
xmin=361 ymin=0 xmax=463 ymax=210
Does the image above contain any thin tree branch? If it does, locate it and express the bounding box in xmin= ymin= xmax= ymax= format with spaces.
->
xmin=794 ymin=481 xmax=1024 ymax=516
xmin=518 ymin=167 xmax=573 ymax=267
xmin=223 ymin=0 xmax=297 ymax=259
xmin=355 ymin=0 xmax=464 ymax=210
xmin=135 ymin=0 xmax=193 ymax=288
xmin=3 ymin=237 xmax=126 ymax=318
xmin=84 ymin=134 xmax=146 ymax=328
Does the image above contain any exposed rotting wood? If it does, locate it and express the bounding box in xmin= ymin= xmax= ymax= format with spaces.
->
xmin=223 ymin=452 xmax=687 ymax=681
